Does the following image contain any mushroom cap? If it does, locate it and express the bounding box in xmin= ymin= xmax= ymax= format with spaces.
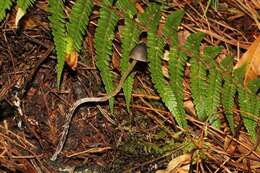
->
xmin=129 ymin=43 xmax=147 ymax=62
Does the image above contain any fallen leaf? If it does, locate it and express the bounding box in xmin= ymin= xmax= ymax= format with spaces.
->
xmin=234 ymin=35 xmax=260 ymax=86
xmin=156 ymin=154 xmax=191 ymax=173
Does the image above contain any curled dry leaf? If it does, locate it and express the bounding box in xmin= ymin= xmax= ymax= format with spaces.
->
xmin=234 ymin=35 xmax=260 ymax=86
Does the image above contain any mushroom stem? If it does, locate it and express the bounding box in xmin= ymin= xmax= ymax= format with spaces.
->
xmin=51 ymin=43 xmax=147 ymax=161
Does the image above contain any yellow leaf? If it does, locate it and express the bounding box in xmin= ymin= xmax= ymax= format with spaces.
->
xmin=234 ymin=36 xmax=260 ymax=86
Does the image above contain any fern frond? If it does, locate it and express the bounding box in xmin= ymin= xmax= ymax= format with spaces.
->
xmin=17 ymin=0 xmax=36 ymax=11
xmin=184 ymin=32 xmax=205 ymax=55
xmin=48 ymin=0 xmax=66 ymax=88
xmin=102 ymin=0 xmax=113 ymax=6
xmin=223 ymin=76 xmax=236 ymax=132
xmin=116 ymin=0 xmax=136 ymax=18
xmin=221 ymin=56 xmax=236 ymax=133
xmin=238 ymin=86 xmax=259 ymax=140
xmin=190 ymin=58 xmax=207 ymax=120
xmin=242 ymin=79 xmax=260 ymax=140
xmin=203 ymin=47 xmax=222 ymax=127
xmin=248 ymin=79 xmax=260 ymax=118
xmin=67 ymin=0 xmax=93 ymax=53
xmin=138 ymin=3 xmax=161 ymax=32
xmin=187 ymin=33 xmax=207 ymax=120
xmin=120 ymin=18 xmax=140 ymax=111
xmin=207 ymin=70 xmax=222 ymax=127
xmin=248 ymin=78 xmax=260 ymax=93
xmin=162 ymin=10 xmax=185 ymax=43
xmin=233 ymin=65 xmax=260 ymax=139
xmin=203 ymin=46 xmax=222 ymax=64
xmin=0 ymin=0 xmax=13 ymax=22
xmin=233 ymin=65 xmax=245 ymax=85
xmin=140 ymin=3 xmax=187 ymax=127
xmin=233 ymin=63 xmax=260 ymax=139
xmin=168 ymin=50 xmax=187 ymax=117
xmin=164 ymin=10 xmax=186 ymax=120
xmin=148 ymin=32 xmax=187 ymax=128
xmin=94 ymin=4 xmax=119 ymax=112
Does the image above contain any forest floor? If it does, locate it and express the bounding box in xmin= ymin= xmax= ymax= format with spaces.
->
xmin=0 ymin=0 xmax=260 ymax=173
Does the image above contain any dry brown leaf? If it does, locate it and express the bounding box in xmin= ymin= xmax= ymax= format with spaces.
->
xmin=234 ymin=35 xmax=260 ymax=86
xmin=156 ymin=154 xmax=191 ymax=173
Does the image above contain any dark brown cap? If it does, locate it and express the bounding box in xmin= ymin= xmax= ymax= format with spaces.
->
xmin=129 ymin=43 xmax=147 ymax=62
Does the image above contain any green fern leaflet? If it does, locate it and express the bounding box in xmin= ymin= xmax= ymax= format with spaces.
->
xmin=0 ymin=0 xmax=13 ymax=21
xmin=17 ymin=0 xmax=36 ymax=11
xmin=116 ymin=0 xmax=136 ymax=18
xmin=48 ymin=0 xmax=66 ymax=88
xmin=67 ymin=0 xmax=93 ymax=53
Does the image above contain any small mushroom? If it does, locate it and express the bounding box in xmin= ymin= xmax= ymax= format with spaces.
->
xmin=51 ymin=42 xmax=148 ymax=161
xmin=129 ymin=43 xmax=147 ymax=62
